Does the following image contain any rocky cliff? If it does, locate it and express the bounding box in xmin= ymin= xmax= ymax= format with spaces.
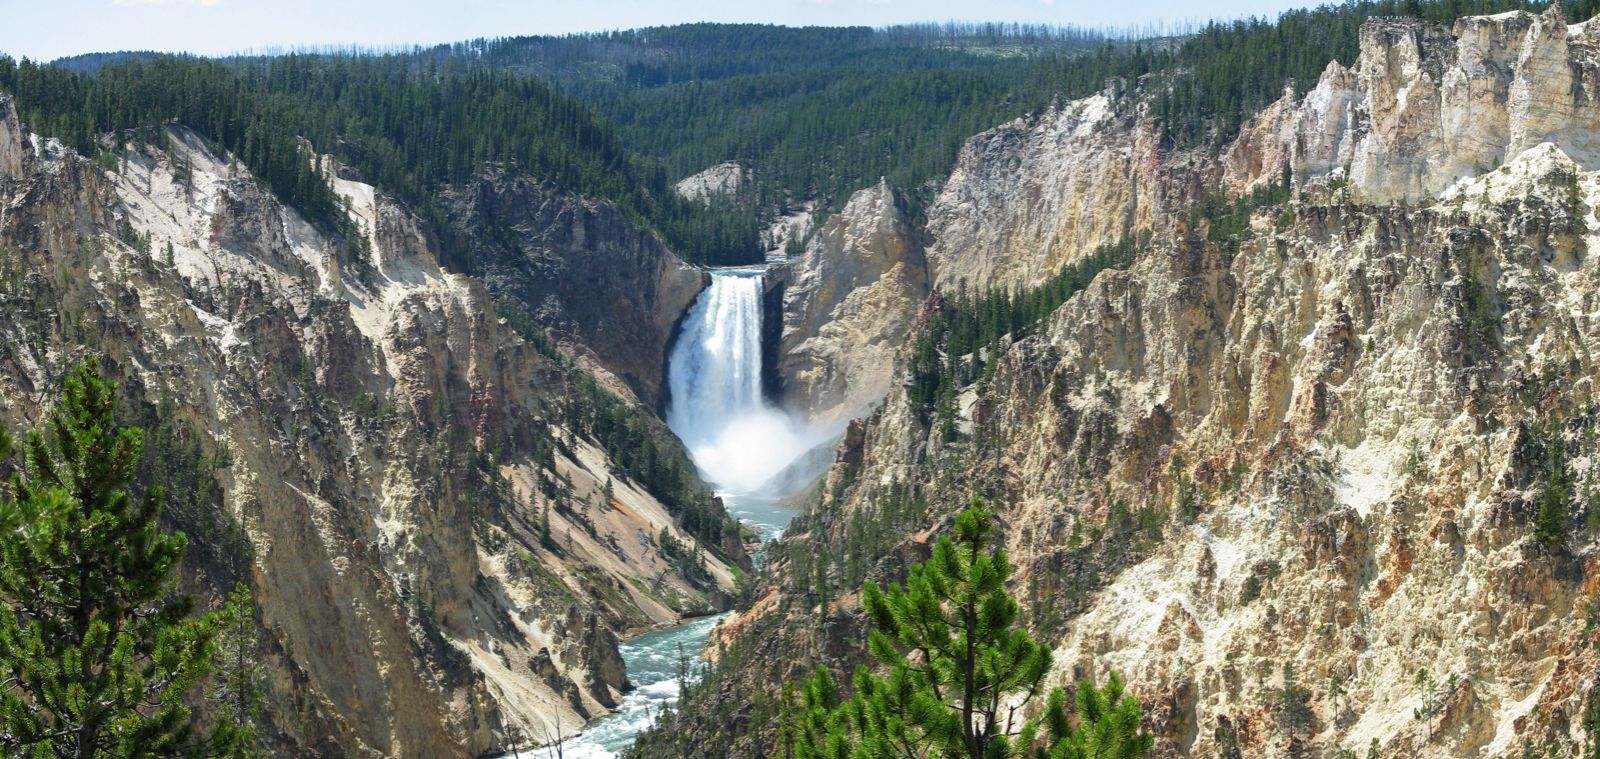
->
xmin=443 ymin=167 xmax=707 ymax=409
xmin=1284 ymin=8 xmax=1600 ymax=202
xmin=923 ymin=5 xmax=1600 ymax=297
xmin=923 ymin=93 xmax=1171 ymax=292
xmin=0 ymin=96 xmax=22 ymax=180
xmin=771 ymin=179 xmax=929 ymax=434
xmin=0 ymin=100 xmax=741 ymax=757
xmin=675 ymin=162 xmax=745 ymax=203
xmin=927 ymin=145 xmax=1597 ymax=756
xmin=647 ymin=8 xmax=1600 ymax=758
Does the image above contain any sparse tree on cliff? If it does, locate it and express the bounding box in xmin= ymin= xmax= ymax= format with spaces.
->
xmin=209 ymin=582 xmax=268 ymax=756
xmin=0 ymin=359 xmax=239 ymax=758
xmin=782 ymin=500 xmax=1153 ymax=759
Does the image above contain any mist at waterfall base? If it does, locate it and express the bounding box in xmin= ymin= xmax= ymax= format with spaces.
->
xmin=666 ymin=268 xmax=827 ymax=504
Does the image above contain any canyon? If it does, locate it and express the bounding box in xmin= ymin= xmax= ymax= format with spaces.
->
xmin=0 ymin=98 xmax=744 ymax=757
xmin=4 ymin=4 xmax=1600 ymax=758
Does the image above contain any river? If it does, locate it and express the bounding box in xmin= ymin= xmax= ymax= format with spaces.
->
xmin=548 ymin=267 xmax=814 ymax=758
xmin=536 ymin=613 xmax=727 ymax=759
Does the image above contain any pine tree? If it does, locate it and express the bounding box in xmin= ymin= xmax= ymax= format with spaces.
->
xmin=538 ymin=502 xmax=555 ymax=551
xmin=209 ymin=583 xmax=267 ymax=757
xmin=784 ymin=500 xmax=1153 ymax=759
xmin=0 ymin=359 xmax=235 ymax=758
xmin=1275 ymin=663 xmax=1313 ymax=735
xmin=1534 ymin=437 xmax=1570 ymax=550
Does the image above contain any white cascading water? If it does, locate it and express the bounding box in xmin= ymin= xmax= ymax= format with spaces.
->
xmin=666 ymin=267 xmax=815 ymax=495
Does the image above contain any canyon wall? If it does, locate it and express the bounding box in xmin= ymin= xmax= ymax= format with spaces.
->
xmin=654 ymin=8 xmax=1600 ymax=758
xmin=0 ymin=100 xmax=739 ymax=757
xmin=921 ymin=5 xmax=1600 ymax=296
xmin=923 ymin=93 xmax=1171 ymax=292
xmin=443 ymin=167 xmax=707 ymax=409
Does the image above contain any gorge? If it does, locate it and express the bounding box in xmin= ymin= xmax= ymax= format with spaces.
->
xmin=8 ymin=3 xmax=1600 ymax=757
xmin=557 ymin=265 xmax=817 ymax=757
xmin=641 ymin=6 xmax=1600 ymax=758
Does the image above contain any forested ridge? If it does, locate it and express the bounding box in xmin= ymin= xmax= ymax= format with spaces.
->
xmin=3 ymin=23 xmax=1121 ymax=261
xmin=0 ymin=53 xmax=760 ymax=267
xmin=429 ymin=1 xmax=1600 ymax=216
xmin=5 ymin=0 xmax=1595 ymax=262
xmin=450 ymin=24 xmax=1125 ymax=215
xmin=452 ymin=22 xmax=1132 ymax=86
xmin=546 ymin=0 xmax=1598 ymax=213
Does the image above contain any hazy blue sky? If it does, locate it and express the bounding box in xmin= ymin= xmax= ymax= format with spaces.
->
xmin=3 ymin=0 xmax=1315 ymax=62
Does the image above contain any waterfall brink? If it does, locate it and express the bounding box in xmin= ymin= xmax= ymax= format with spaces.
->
xmin=667 ymin=268 xmax=814 ymax=494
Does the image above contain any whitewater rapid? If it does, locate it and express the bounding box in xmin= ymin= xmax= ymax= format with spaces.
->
xmin=544 ymin=614 xmax=726 ymax=759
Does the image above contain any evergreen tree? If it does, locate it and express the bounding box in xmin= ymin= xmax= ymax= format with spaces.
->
xmin=538 ymin=502 xmax=555 ymax=551
xmin=784 ymin=501 xmax=1153 ymax=759
xmin=1275 ymin=663 xmax=1313 ymax=735
xmin=0 ymin=359 xmax=233 ymax=758
xmin=209 ymin=583 xmax=267 ymax=757
xmin=908 ymin=236 xmax=1140 ymax=426
xmin=1534 ymin=426 xmax=1570 ymax=549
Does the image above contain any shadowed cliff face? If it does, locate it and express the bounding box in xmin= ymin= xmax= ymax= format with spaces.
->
xmin=646 ymin=9 xmax=1600 ymax=758
xmin=0 ymin=102 xmax=739 ymax=758
xmin=443 ymin=167 xmax=708 ymax=410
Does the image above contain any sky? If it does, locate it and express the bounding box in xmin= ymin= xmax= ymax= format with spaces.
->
xmin=1 ymin=0 xmax=1315 ymax=62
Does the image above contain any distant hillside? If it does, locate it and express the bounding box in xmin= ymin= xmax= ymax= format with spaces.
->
xmin=0 ymin=52 xmax=760 ymax=265
xmin=454 ymin=23 xmax=1128 ymax=214
xmin=46 ymin=50 xmax=171 ymax=74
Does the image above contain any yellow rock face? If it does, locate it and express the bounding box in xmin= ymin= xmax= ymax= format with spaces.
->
xmin=744 ymin=9 xmax=1600 ymax=757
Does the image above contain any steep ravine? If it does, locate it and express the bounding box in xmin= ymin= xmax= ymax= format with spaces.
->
xmin=0 ymin=96 xmax=742 ymax=757
xmin=557 ymin=264 xmax=821 ymax=758
xmin=640 ymin=8 xmax=1600 ymax=758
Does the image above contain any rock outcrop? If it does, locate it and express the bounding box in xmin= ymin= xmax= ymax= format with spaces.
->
xmin=444 ymin=167 xmax=707 ymax=408
xmin=1287 ymin=6 xmax=1600 ymax=202
xmin=923 ymin=94 xmax=1170 ymax=292
xmin=771 ymin=179 xmax=928 ymax=433
xmin=0 ymin=95 xmax=22 ymax=181
xmin=763 ymin=203 xmax=815 ymax=262
xmin=0 ymin=101 xmax=740 ymax=757
xmin=675 ymin=161 xmax=745 ymax=203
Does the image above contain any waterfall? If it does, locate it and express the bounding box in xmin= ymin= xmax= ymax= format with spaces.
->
xmin=666 ymin=268 xmax=813 ymax=495
xmin=531 ymin=268 xmax=811 ymax=759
